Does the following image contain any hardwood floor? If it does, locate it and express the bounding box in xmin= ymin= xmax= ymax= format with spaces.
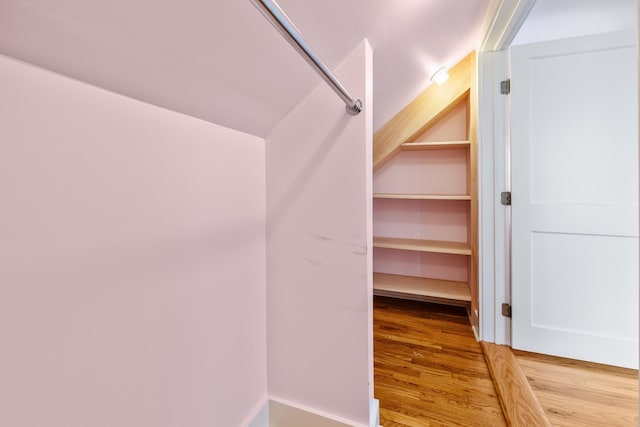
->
xmin=481 ymin=342 xmax=551 ymax=426
xmin=374 ymin=297 xmax=506 ymax=426
xmin=374 ymin=295 xmax=639 ymax=426
xmin=514 ymin=350 xmax=639 ymax=427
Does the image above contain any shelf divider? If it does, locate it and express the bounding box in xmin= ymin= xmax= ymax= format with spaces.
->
xmin=373 ymin=236 xmax=471 ymax=255
xmin=401 ymin=140 xmax=470 ymax=151
xmin=373 ymin=272 xmax=471 ymax=306
xmin=373 ymin=193 xmax=471 ymax=200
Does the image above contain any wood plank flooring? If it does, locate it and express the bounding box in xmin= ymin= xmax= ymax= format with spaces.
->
xmin=481 ymin=342 xmax=551 ymax=426
xmin=374 ymin=296 xmax=506 ymax=426
xmin=514 ymin=350 xmax=638 ymax=427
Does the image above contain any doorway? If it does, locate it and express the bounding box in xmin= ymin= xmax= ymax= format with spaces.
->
xmin=510 ymin=30 xmax=638 ymax=368
xmin=479 ymin=0 xmax=639 ymax=368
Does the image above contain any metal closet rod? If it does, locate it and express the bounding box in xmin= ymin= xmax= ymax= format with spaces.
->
xmin=250 ymin=0 xmax=363 ymax=115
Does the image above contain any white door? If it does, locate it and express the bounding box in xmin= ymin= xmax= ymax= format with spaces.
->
xmin=510 ymin=31 xmax=639 ymax=369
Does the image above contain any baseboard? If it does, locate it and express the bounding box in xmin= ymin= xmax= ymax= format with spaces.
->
xmin=471 ymin=324 xmax=480 ymax=342
xmin=369 ymin=398 xmax=380 ymax=427
xmin=246 ymin=396 xmax=380 ymax=427
xmin=244 ymin=397 xmax=269 ymax=427
xmin=465 ymin=306 xmax=481 ymax=342
xmin=269 ymin=397 xmax=355 ymax=427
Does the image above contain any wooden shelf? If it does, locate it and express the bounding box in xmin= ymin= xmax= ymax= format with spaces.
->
xmin=373 ymin=193 xmax=471 ymax=200
xmin=401 ymin=140 xmax=470 ymax=151
xmin=373 ymin=273 xmax=471 ymax=306
xmin=373 ymin=237 xmax=471 ymax=255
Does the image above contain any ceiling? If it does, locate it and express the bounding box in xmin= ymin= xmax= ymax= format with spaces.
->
xmin=513 ymin=0 xmax=637 ymax=45
xmin=0 ymin=0 xmax=491 ymax=137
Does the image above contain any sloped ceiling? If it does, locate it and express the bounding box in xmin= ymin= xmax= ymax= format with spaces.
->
xmin=0 ymin=0 xmax=491 ymax=137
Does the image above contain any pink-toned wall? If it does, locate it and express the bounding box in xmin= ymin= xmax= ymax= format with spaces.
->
xmin=265 ymin=40 xmax=373 ymax=426
xmin=0 ymin=55 xmax=267 ymax=427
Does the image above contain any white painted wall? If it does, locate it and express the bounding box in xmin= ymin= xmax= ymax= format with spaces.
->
xmin=265 ymin=39 xmax=373 ymax=426
xmin=512 ymin=0 xmax=637 ymax=46
xmin=0 ymin=55 xmax=267 ymax=427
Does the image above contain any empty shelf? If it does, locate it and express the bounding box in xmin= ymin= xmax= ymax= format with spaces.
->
xmin=373 ymin=237 xmax=471 ymax=255
xmin=373 ymin=273 xmax=471 ymax=306
xmin=373 ymin=193 xmax=471 ymax=200
xmin=401 ymin=140 xmax=470 ymax=151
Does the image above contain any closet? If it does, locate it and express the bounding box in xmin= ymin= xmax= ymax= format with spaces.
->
xmin=372 ymin=52 xmax=478 ymax=329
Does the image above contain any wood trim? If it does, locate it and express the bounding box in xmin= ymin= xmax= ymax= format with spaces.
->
xmin=481 ymin=342 xmax=551 ymax=427
xmin=373 ymin=237 xmax=471 ymax=255
xmin=373 ymin=272 xmax=471 ymax=305
xmin=373 ymin=193 xmax=471 ymax=200
xmin=373 ymin=52 xmax=474 ymax=171
xmin=467 ymin=51 xmax=479 ymax=330
xmin=401 ymin=140 xmax=470 ymax=151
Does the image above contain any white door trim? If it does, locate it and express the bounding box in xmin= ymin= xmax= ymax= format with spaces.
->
xmin=480 ymin=0 xmax=538 ymax=52
xmin=478 ymin=50 xmax=511 ymax=344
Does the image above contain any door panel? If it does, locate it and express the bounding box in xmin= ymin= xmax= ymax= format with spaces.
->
xmin=511 ymin=31 xmax=638 ymax=368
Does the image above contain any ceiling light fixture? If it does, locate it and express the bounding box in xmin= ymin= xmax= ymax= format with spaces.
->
xmin=430 ymin=66 xmax=449 ymax=85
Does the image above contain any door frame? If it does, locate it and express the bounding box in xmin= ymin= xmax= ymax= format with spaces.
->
xmin=478 ymin=0 xmax=640 ymax=349
xmin=477 ymin=0 xmax=536 ymax=344
xmin=478 ymin=49 xmax=510 ymax=345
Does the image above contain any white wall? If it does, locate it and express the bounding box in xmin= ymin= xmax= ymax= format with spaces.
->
xmin=512 ymin=0 xmax=637 ymax=45
xmin=265 ymin=40 xmax=373 ymax=426
xmin=0 ymin=55 xmax=267 ymax=427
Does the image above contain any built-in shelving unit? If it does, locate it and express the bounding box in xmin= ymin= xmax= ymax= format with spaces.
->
xmin=372 ymin=51 xmax=478 ymax=329
xmin=371 ymin=52 xmax=478 ymax=324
